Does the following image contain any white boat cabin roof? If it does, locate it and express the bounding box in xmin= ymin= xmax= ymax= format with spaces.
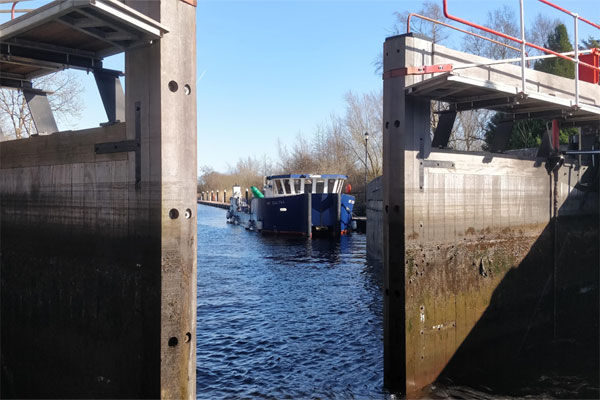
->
xmin=263 ymin=174 xmax=348 ymax=197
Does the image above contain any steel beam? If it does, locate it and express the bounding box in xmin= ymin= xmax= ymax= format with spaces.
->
xmin=23 ymin=88 xmax=58 ymax=135
xmin=489 ymin=120 xmax=514 ymax=153
xmin=94 ymin=68 xmax=125 ymax=123
xmin=431 ymin=111 xmax=456 ymax=148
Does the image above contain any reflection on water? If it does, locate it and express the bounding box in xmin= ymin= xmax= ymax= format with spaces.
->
xmin=196 ymin=204 xmax=387 ymax=399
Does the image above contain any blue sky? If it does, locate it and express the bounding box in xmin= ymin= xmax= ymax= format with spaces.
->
xmin=1 ymin=0 xmax=598 ymax=173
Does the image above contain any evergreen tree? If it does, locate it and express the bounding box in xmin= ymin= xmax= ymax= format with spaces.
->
xmin=534 ymin=24 xmax=574 ymax=78
xmin=581 ymin=36 xmax=599 ymax=49
xmin=484 ymin=23 xmax=577 ymax=151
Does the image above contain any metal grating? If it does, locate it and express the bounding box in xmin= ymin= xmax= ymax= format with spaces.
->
xmin=406 ymin=73 xmax=600 ymax=125
xmin=0 ymin=0 xmax=168 ymax=87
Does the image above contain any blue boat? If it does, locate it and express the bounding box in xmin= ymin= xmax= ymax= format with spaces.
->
xmin=226 ymin=174 xmax=355 ymax=237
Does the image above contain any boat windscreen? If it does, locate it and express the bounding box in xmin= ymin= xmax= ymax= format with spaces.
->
xmin=305 ymin=179 xmax=312 ymax=193
xmin=327 ymin=179 xmax=336 ymax=194
xmin=294 ymin=179 xmax=302 ymax=194
xmin=274 ymin=179 xmax=283 ymax=194
xmin=283 ymin=179 xmax=291 ymax=195
xmin=315 ymin=180 xmax=325 ymax=193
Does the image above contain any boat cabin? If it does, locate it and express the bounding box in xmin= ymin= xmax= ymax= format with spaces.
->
xmin=263 ymin=174 xmax=348 ymax=198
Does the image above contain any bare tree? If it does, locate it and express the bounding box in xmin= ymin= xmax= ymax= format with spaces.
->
xmin=374 ymin=2 xmax=451 ymax=75
xmin=527 ymin=13 xmax=561 ymax=56
xmin=277 ymin=134 xmax=320 ymax=173
xmin=462 ymin=4 xmax=521 ymax=60
xmin=447 ymin=110 xmax=489 ymax=151
xmin=394 ymin=1 xmax=450 ymax=43
xmin=0 ymin=70 xmax=83 ymax=140
xmin=342 ymin=91 xmax=382 ymax=180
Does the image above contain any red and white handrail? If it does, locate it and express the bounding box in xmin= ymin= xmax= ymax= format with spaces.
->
xmin=441 ymin=0 xmax=600 ymax=108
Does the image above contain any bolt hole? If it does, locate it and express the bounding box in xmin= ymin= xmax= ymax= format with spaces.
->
xmin=185 ymin=332 xmax=191 ymax=343
xmin=385 ymin=121 xmax=389 ymax=129
xmin=168 ymin=337 xmax=178 ymax=347
xmin=184 ymin=84 xmax=191 ymax=95
xmin=394 ymin=120 xmax=400 ymax=128
xmin=185 ymin=208 xmax=192 ymax=219
xmin=168 ymin=80 xmax=179 ymax=92
xmin=169 ymin=209 xmax=179 ymax=219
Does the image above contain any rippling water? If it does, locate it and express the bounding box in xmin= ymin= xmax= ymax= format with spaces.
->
xmin=196 ymin=204 xmax=598 ymax=399
xmin=196 ymin=204 xmax=387 ymax=399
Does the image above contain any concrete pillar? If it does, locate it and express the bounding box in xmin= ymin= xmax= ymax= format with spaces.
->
xmin=382 ymin=33 xmax=431 ymax=394
xmin=124 ymin=1 xmax=197 ymax=398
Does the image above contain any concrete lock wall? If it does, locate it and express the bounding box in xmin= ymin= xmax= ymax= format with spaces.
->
xmin=0 ymin=1 xmax=197 ymax=398
xmin=382 ymin=34 xmax=599 ymax=394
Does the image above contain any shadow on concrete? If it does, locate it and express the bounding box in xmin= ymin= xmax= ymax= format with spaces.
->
xmin=436 ymin=169 xmax=599 ymax=398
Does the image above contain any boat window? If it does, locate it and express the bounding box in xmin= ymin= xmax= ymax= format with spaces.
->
xmin=294 ymin=179 xmax=302 ymax=194
xmin=315 ymin=180 xmax=325 ymax=193
xmin=304 ymin=179 xmax=313 ymax=193
xmin=334 ymin=179 xmax=343 ymax=194
xmin=283 ymin=179 xmax=291 ymax=195
xmin=328 ymin=179 xmax=336 ymax=194
xmin=274 ymin=180 xmax=283 ymax=195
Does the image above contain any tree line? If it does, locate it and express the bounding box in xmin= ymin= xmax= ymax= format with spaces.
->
xmin=199 ymin=2 xmax=598 ymax=213
xmin=197 ymin=90 xmax=383 ymax=212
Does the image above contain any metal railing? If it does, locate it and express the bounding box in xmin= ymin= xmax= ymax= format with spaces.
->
xmin=406 ymin=12 xmax=528 ymax=62
xmin=440 ymin=0 xmax=600 ymax=109
xmin=0 ymin=0 xmax=35 ymax=19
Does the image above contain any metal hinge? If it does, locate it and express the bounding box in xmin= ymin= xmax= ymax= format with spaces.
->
xmin=94 ymin=101 xmax=142 ymax=187
xmin=419 ymin=159 xmax=455 ymax=190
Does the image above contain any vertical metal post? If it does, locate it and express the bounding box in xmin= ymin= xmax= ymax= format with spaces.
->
xmin=574 ymin=13 xmax=580 ymax=108
xmin=519 ymin=0 xmax=527 ymax=94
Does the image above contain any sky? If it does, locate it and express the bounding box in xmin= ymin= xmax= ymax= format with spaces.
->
xmin=1 ymin=0 xmax=598 ymax=174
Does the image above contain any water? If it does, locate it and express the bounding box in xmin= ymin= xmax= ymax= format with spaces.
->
xmin=196 ymin=204 xmax=387 ymax=399
xmin=195 ymin=204 xmax=598 ymax=399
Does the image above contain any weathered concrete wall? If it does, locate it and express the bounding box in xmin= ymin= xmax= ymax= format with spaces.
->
xmin=0 ymin=125 xmax=164 ymax=398
xmin=382 ymin=34 xmax=599 ymax=395
xmin=0 ymin=1 xmax=197 ymax=398
xmin=366 ymin=176 xmax=383 ymax=264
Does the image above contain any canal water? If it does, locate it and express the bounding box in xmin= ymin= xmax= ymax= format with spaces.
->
xmin=196 ymin=204 xmax=388 ymax=399
xmin=196 ymin=204 xmax=598 ymax=399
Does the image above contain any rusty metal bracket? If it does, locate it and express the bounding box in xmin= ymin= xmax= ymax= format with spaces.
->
xmin=95 ymin=101 xmax=142 ymax=186
xmin=419 ymin=159 xmax=455 ymax=190
xmin=383 ymin=64 xmax=453 ymax=79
